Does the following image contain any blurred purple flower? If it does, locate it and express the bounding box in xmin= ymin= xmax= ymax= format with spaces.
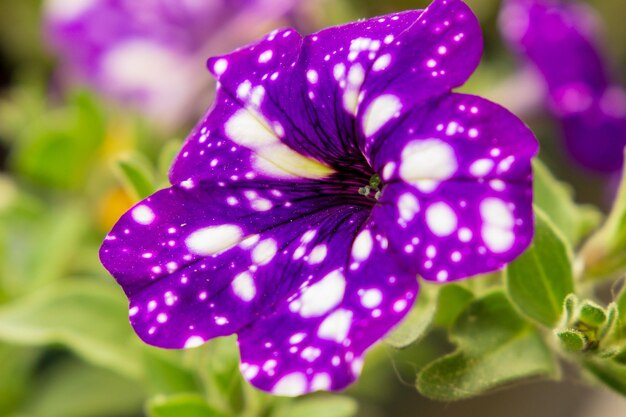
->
xmin=44 ymin=0 xmax=299 ymax=129
xmin=100 ymin=0 xmax=537 ymax=395
xmin=500 ymin=0 xmax=626 ymax=173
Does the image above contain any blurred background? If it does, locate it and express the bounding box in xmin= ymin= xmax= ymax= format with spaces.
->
xmin=0 ymin=0 xmax=625 ymax=416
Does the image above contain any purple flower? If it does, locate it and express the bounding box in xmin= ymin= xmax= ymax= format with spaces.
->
xmin=500 ymin=0 xmax=626 ymax=173
xmin=44 ymin=0 xmax=298 ymax=128
xmin=100 ymin=0 xmax=538 ymax=395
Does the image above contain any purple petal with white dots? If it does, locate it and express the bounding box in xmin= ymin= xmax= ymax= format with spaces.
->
xmin=100 ymin=179 xmax=388 ymax=348
xmin=500 ymin=0 xmax=626 ymax=172
xmin=369 ymin=93 xmax=537 ymax=281
xmin=237 ymin=217 xmax=418 ymax=395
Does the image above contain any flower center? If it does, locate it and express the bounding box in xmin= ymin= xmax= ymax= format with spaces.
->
xmin=358 ymin=174 xmax=383 ymax=201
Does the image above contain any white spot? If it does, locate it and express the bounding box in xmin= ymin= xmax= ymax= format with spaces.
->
xmin=459 ymin=228 xmax=473 ymax=242
xmin=240 ymin=234 xmax=260 ymax=249
xmin=470 ymin=159 xmax=495 ymax=177
xmin=352 ymin=230 xmax=373 ymax=261
xmin=373 ymin=54 xmax=392 ymax=71
xmin=311 ymin=373 xmax=332 ymax=391
xmin=241 ymin=363 xmax=260 ymax=380
xmin=343 ymin=64 xmax=365 ymax=115
xmin=129 ymin=306 xmax=139 ymax=316
xmin=306 ymin=69 xmax=319 ymax=84
xmin=333 ymin=63 xmax=346 ymax=80
xmin=289 ymin=333 xmax=306 ymax=344
xmin=399 ymin=139 xmax=457 ymax=192
xmin=301 ymin=346 xmax=321 ymax=362
xmin=157 ymin=313 xmax=168 ymax=323
xmin=308 ymin=244 xmax=328 ymax=264
xmin=362 ymin=95 xmax=402 ymax=137
xmin=382 ymin=162 xmax=396 ymax=180
xmin=360 ymin=289 xmax=383 ymax=308
xmin=480 ymin=198 xmax=515 ymax=253
xmin=398 ymin=193 xmax=420 ymax=222
xmin=318 ymin=309 xmax=353 ymax=343
xmin=393 ymin=299 xmax=408 ymax=312
xmin=232 ymin=271 xmax=256 ymax=302
xmin=225 ymin=110 xmax=276 ymax=148
xmin=251 ymin=198 xmax=273 ymax=212
xmin=258 ymin=50 xmax=274 ymax=63
xmin=215 ymin=316 xmax=228 ymax=325
xmin=185 ymin=225 xmax=243 ymax=256
xmin=132 ymin=205 xmax=155 ymax=225
xmin=184 ymin=336 xmax=205 ymax=348
xmin=426 ymin=202 xmax=458 ymax=237
xmin=213 ymin=58 xmax=228 ymax=75
xmin=272 ymin=373 xmax=307 ymax=396
xmin=297 ymin=270 xmax=346 ymax=317
xmin=252 ymin=239 xmax=278 ymax=265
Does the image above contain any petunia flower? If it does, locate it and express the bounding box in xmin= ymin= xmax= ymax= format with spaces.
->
xmin=100 ymin=0 xmax=538 ymax=395
xmin=43 ymin=0 xmax=300 ymax=129
xmin=500 ymin=0 xmax=626 ymax=173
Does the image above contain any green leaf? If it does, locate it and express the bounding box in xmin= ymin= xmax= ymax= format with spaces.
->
xmin=0 ymin=344 xmax=39 ymax=415
xmin=0 ymin=280 xmax=142 ymax=379
xmin=416 ymin=292 xmax=558 ymax=401
xmin=273 ymin=395 xmax=358 ymax=417
xmin=143 ymin=347 xmax=200 ymax=395
xmin=12 ymin=90 xmax=106 ymax=190
xmin=158 ymin=139 xmax=184 ymax=184
xmin=385 ymin=287 xmax=437 ymax=349
xmin=433 ymin=284 xmax=474 ymax=329
xmin=578 ymin=301 xmax=607 ymax=328
xmin=581 ymin=151 xmax=626 ymax=279
xmin=22 ymin=359 xmax=144 ymax=417
xmin=147 ymin=394 xmax=233 ymax=417
xmin=584 ymin=359 xmax=626 ymax=397
xmin=116 ymin=152 xmax=156 ymax=200
xmin=556 ymin=329 xmax=586 ymax=352
xmin=504 ymin=208 xmax=575 ymax=327
xmin=533 ymin=159 xmax=602 ymax=246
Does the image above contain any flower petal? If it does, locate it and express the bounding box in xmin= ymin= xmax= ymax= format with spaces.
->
xmin=370 ymin=93 xmax=537 ymax=281
xmin=237 ymin=218 xmax=419 ymax=395
xmin=204 ymin=0 xmax=482 ymax=172
xmin=100 ymin=181 xmax=378 ymax=348
xmin=169 ymin=89 xmax=335 ymax=187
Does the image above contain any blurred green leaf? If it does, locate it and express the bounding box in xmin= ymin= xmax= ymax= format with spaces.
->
xmin=197 ymin=337 xmax=244 ymax=412
xmin=385 ymin=287 xmax=437 ymax=349
xmin=147 ymin=394 xmax=232 ymax=417
xmin=23 ymin=359 xmax=144 ymax=417
xmin=582 ymin=153 xmax=626 ymax=279
xmin=0 ymin=280 xmax=142 ymax=379
xmin=584 ymin=359 xmax=626 ymax=397
xmin=533 ymin=159 xmax=601 ymax=246
xmin=505 ymin=208 xmax=574 ymax=327
xmin=416 ymin=292 xmax=558 ymax=401
xmin=158 ymin=139 xmax=184 ymax=184
xmin=143 ymin=347 xmax=200 ymax=395
xmin=12 ymin=91 xmax=106 ymax=190
xmin=433 ymin=284 xmax=474 ymax=329
xmin=0 ymin=344 xmax=40 ymax=415
xmin=273 ymin=395 xmax=358 ymax=417
xmin=116 ymin=152 xmax=156 ymax=200
xmin=0 ymin=199 xmax=90 ymax=297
